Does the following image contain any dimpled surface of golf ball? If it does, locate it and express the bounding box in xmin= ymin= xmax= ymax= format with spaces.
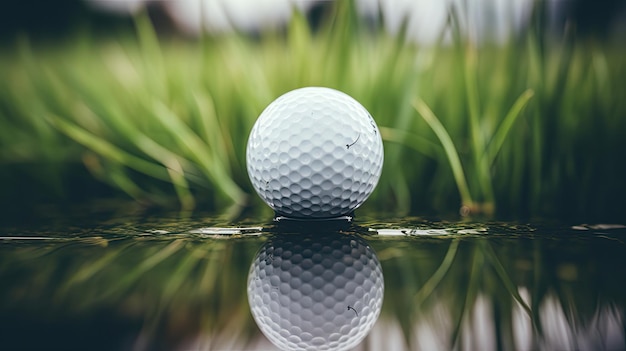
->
xmin=246 ymin=87 xmax=384 ymax=218
xmin=247 ymin=234 xmax=384 ymax=351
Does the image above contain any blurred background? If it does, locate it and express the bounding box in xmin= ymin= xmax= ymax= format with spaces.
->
xmin=1 ymin=3 xmax=625 ymax=350
xmin=1 ymin=0 xmax=625 ymax=222
xmin=2 ymin=0 xmax=625 ymax=40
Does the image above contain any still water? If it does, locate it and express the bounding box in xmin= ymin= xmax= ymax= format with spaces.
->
xmin=1 ymin=213 xmax=624 ymax=351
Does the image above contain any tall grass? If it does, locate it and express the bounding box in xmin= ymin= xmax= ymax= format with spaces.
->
xmin=1 ymin=1 xmax=625 ymax=218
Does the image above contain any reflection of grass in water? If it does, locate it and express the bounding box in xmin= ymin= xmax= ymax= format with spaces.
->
xmin=1 ymin=1 xmax=625 ymax=218
xmin=0 ymin=236 xmax=263 ymax=349
xmin=373 ymin=231 xmax=626 ymax=350
xmin=1 ymin=224 xmax=625 ymax=349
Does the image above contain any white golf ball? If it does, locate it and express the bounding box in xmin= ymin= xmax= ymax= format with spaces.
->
xmin=247 ymin=234 xmax=384 ymax=351
xmin=246 ymin=87 xmax=384 ymax=218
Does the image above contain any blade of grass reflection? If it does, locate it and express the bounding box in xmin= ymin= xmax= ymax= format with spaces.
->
xmin=98 ymin=239 xmax=186 ymax=300
xmin=198 ymin=246 xmax=220 ymax=295
xmin=3 ymin=241 xmax=72 ymax=263
xmin=531 ymin=239 xmax=546 ymax=340
xmin=554 ymin=282 xmax=584 ymax=337
xmin=414 ymin=239 xmax=460 ymax=305
xmin=160 ymin=244 xmax=209 ymax=305
xmin=62 ymin=246 xmax=120 ymax=287
xmin=397 ymin=248 xmax=421 ymax=349
xmin=480 ymin=240 xmax=537 ymax=333
xmin=202 ymin=242 xmax=232 ymax=321
xmin=131 ymin=243 xmax=211 ymax=350
xmin=450 ymin=241 xmax=484 ymax=350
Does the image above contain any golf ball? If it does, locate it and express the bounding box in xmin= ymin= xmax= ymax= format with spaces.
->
xmin=246 ymin=87 xmax=384 ymax=218
xmin=247 ymin=234 xmax=384 ymax=351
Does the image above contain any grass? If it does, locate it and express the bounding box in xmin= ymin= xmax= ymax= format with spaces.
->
xmin=1 ymin=1 xmax=625 ymax=219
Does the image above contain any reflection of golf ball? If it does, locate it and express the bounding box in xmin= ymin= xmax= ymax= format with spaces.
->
xmin=247 ymin=234 xmax=384 ymax=351
xmin=246 ymin=87 xmax=384 ymax=218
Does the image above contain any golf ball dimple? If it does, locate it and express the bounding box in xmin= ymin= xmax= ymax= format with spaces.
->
xmin=247 ymin=234 xmax=384 ymax=351
xmin=246 ymin=87 xmax=384 ymax=218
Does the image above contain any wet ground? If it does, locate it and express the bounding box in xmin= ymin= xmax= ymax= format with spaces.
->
xmin=1 ymin=212 xmax=624 ymax=350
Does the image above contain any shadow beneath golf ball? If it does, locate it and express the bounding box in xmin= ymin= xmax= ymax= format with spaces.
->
xmin=247 ymin=232 xmax=384 ymax=351
xmin=271 ymin=214 xmax=355 ymax=233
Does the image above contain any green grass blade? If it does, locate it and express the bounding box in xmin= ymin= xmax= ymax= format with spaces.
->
xmin=379 ymin=126 xmax=442 ymax=159
xmin=47 ymin=114 xmax=170 ymax=182
xmin=106 ymin=163 xmax=147 ymax=201
xmin=487 ymin=89 xmax=535 ymax=165
xmin=464 ymin=44 xmax=495 ymax=206
xmin=133 ymin=10 xmax=166 ymax=98
xmin=165 ymin=158 xmax=196 ymax=211
xmin=413 ymin=98 xmax=473 ymax=208
xmin=150 ymin=101 xmax=248 ymax=205
xmin=464 ymin=44 xmax=484 ymax=156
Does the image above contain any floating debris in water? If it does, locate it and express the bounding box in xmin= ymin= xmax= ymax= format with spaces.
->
xmin=365 ymin=221 xmax=537 ymax=238
xmin=374 ymin=227 xmax=488 ymax=236
xmin=572 ymin=224 xmax=626 ymax=231
xmin=457 ymin=228 xmax=488 ymax=234
xmin=0 ymin=236 xmax=60 ymax=240
xmin=189 ymin=227 xmax=264 ymax=237
xmin=144 ymin=229 xmax=170 ymax=235
xmin=274 ymin=215 xmax=353 ymax=222
xmin=0 ymin=235 xmax=108 ymax=247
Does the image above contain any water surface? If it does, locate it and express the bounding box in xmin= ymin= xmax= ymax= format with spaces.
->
xmin=1 ymin=213 xmax=624 ymax=350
